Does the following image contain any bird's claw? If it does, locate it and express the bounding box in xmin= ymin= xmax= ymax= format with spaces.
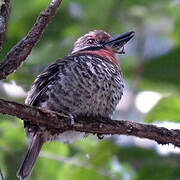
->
xmin=97 ymin=134 xmax=104 ymax=140
xmin=68 ymin=114 xmax=74 ymax=126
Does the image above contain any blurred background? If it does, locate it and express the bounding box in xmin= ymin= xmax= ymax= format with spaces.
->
xmin=0 ymin=0 xmax=180 ymax=179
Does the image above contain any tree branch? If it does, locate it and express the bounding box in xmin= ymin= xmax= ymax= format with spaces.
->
xmin=0 ymin=0 xmax=179 ymax=150
xmin=0 ymin=0 xmax=62 ymax=80
xmin=0 ymin=0 xmax=11 ymax=52
xmin=0 ymin=98 xmax=180 ymax=148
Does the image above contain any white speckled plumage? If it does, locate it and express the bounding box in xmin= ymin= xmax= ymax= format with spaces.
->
xmin=25 ymin=53 xmax=123 ymax=143
xmin=17 ymin=30 xmax=134 ymax=180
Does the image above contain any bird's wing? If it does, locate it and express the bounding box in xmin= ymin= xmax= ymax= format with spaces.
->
xmin=25 ymin=58 xmax=69 ymax=106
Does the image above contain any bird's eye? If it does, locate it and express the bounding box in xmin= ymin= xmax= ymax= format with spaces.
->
xmin=87 ymin=39 xmax=96 ymax=44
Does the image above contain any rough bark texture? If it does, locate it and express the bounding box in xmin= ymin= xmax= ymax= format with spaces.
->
xmin=0 ymin=0 xmax=179 ymax=153
xmin=0 ymin=98 xmax=180 ymax=147
xmin=0 ymin=0 xmax=62 ymax=80
xmin=0 ymin=0 xmax=11 ymax=52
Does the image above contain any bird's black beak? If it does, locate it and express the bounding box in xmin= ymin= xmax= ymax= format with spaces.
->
xmin=103 ymin=31 xmax=135 ymax=54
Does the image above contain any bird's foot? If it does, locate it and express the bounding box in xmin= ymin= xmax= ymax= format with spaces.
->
xmin=68 ymin=113 xmax=74 ymax=126
xmin=97 ymin=133 xmax=104 ymax=140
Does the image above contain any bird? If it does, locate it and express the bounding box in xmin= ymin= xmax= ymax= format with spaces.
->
xmin=17 ymin=30 xmax=134 ymax=180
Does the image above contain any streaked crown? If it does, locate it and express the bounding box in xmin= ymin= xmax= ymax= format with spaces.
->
xmin=71 ymin=30 xmax=111 ymax=54
xmin=71 ymin=30 xmax=135 ymax=66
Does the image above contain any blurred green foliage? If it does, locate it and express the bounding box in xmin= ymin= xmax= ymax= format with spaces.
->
xmin=146 ymin=96 xmax=180 ymax=122
xmin=0 ymin=0 xmax=180 ymax=179
xmin=142 ymin=48 xmax=180 ymax=92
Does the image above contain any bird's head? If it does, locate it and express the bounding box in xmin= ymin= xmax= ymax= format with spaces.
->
xmin=71 ymin=30 xmax=135 ymax=67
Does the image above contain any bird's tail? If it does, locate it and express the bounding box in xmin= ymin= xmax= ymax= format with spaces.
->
xmin=17 ymin=131 xmax=45 ymax=180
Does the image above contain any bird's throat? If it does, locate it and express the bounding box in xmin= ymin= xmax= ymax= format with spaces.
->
xmin=78 ymin=49 xmax=119 ymax=68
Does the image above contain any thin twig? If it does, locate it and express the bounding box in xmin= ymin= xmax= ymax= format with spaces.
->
xmin=0 ymin=0 xmax=62 ymax=80
xmin=40 ymin=152 xmax=117 ymax=178
xmin=0 ymin=98 xmax=180 ymax=148
xmin=40 ymin=152 xmax=88 ymax=167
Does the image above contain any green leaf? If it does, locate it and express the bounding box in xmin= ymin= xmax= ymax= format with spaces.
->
xmin=145 ymin=95 xmax=180 ymax=123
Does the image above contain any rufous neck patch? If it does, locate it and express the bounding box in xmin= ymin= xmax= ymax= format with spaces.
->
xmin=77 ymin=49 xmax=119 ymax=68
